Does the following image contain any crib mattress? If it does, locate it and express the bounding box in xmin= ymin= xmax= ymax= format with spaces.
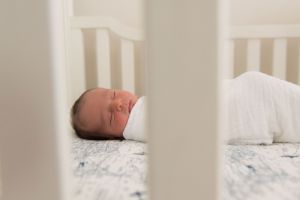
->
xmin=72 ymin=138 xmax=300 ymax=200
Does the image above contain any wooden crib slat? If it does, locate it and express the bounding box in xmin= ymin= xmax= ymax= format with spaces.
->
xmin=298 ymin=43 xmax=300 ymax=85
xmin=247 ymin=39 xmax=261 ymax=71
xmin=70 ymin=29 xmax=86 ymax=102
xmin=96 ymin=29 xmax=111 ymax=88
xmin=224 ymin=40 xmax=235 ymax=79
xmin=0 ymin=163 xmax=2 ymax=198
xmin=121 ymin=39 xmax=135 ymax=93
xmin=272 ymin=39 xmax=287 ymax=79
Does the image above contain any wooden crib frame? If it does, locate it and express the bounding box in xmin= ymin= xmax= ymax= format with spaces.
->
xmin=226 ymin=24 xmax=300 ymax=81
xmin=2 ymin=0 xmax=300 ymax=200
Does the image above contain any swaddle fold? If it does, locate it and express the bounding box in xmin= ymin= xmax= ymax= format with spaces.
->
xmin=225 ymin=71 xmax=300 ymax=144
xmin=122 ymin=72 xmax=300 ymax=144
xmin=123 ymin=96 xmax=146 ymax=142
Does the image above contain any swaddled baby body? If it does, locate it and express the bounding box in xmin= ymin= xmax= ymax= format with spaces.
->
xmin=225 ymin=71 xmax=300 ymax=144
xmin=71 ymin=71 xmax=300 ymax=144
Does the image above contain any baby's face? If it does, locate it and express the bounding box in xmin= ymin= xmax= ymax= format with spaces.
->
xmin=78 ymin=88 xmax=138 ymax=138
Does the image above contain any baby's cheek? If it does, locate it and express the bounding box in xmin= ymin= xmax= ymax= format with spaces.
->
xmin=115 ymin=113 xmax=129 ymax=130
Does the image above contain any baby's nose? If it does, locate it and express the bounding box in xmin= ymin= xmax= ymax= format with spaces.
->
xmin=111 ymin=99 xmax=123 ymax=112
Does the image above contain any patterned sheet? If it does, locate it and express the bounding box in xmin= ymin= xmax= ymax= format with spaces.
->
xmin=223 ymin=144 xmax=300 ymax=200
xmin=72 ymin=138 xmax=147 ymax=200
xmin=72 ymin=138 xmax=300 ymax=200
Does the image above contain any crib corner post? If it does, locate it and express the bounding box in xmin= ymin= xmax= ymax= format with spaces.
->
xmin=0 ymin=0 xmax=72 ymax=200
xmin=146 ymin=0 xmax=222 ymax=199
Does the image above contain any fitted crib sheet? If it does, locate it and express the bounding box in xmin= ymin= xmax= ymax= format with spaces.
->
xmin=72 ymin=138 xmax=300 ymax=200
xmin=223 ymin=143 xmax=300 ymax=200
xmin=72 ymin=138 xmax=147 ymax=200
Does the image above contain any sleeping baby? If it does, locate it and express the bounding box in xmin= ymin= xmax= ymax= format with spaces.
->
xmin=71 ymin=87 xmax=146 ymax=141
xmin=71 ymin=71 xmax=300 ymax=144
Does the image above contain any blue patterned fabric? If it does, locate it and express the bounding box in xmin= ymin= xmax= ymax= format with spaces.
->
xmin=72 ymin=138 xmax=300 ymax=200
xmin=223 ymin=144 xmax=300 ymax=200
xmin=72 ymin=138 xmax=147 ymax=200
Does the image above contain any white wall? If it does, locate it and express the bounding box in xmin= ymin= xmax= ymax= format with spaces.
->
xmin=231 ymin=0 xmax=300 ymax=25
xmin=74 ymin=0 xmax=300 ymax=39
xmin=74 ymin=0 xmax=145 ymax=29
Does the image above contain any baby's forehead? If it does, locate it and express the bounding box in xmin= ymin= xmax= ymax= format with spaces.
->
xmin=85 ymin=88 xmax=108 ymax=98
xmin=83 ymin=88 xmax=110 ymax=112
xmin=79 ymin=88 xmax=109 ymax=130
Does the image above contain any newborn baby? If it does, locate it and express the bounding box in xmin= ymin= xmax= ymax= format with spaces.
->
xmin=71 ymin=88 xmax=145 ymax=141
xmin=72 ymin=71 xmax=300 ymax=144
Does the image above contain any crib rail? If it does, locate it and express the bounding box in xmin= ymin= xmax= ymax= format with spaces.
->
xmin=230 ymin=25 xmax=300 ymax=39
xmin=70 ymin=16 xmax=145 ymax=41
xmin=67 ymin=16 xmax=145 ymax=105
xmin=226 ymin=24 xmax=300 ymax=83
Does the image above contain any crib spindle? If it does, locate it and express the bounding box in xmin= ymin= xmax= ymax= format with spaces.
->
xmin=298 ymin=43 xmax=300 ymax=85
xmin=96 ymin=29 xmax=111 ymax=88
xmin=70 ymin=29 xmax=86 ymax=102
xmin=121 ymin=39 xmax=135 ymax=93
xmin=272 ymin=39 xmax=287 ymax=79
xmin=224 ymin=40 xmax=235 ymax=79
xmin=247 ymin=39 xmax=261 ymax=71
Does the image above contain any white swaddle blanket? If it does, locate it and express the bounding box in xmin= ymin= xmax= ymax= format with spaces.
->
xmin=123 ymin=72 xmax=300 ymax=144
xmin=123 ymin=96 xmax=147 ymax=142
xmin=225 ymin=71 xmax=300 ymax=144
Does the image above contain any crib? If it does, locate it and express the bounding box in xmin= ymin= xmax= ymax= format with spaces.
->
xmin=67 ymin=22 xmax=300 ymax=200
xmin=2 ymin=0 xmax=300 ymax=200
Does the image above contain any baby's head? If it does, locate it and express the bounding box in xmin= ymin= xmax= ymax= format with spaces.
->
xmin=71 ymin=88 xmax=138 ymax=140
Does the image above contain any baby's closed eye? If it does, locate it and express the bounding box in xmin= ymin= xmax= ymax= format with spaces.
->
xmin=110 ymin=112 xmax=113 ymax=125
xmin=109 ymin=90 xmax=116 ymax=125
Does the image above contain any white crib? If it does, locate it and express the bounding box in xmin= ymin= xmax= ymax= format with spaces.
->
xmin=226 ymin=24 xmax=300 ymax=82
xmin=66 ymin=20 xmax=300 ymax=200
xmin=2 ymin=0 xmax=300 ymax=199
xmin=67 ymin=21 xmax=300 ymax=106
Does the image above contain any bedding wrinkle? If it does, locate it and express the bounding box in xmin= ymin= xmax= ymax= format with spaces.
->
xmin=122 ymin=71 xmax=300 ymax=144
xmin=225 ymin=71 xmax=300 ymax=144
xmin=123 ymin=97 xmax=146 ymax=142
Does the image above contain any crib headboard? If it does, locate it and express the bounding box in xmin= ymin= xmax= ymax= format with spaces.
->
xmin=67 ymin=16 xmax=145 ymax=106
xmin=226 ymin=24 xmax=300 ymax=84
